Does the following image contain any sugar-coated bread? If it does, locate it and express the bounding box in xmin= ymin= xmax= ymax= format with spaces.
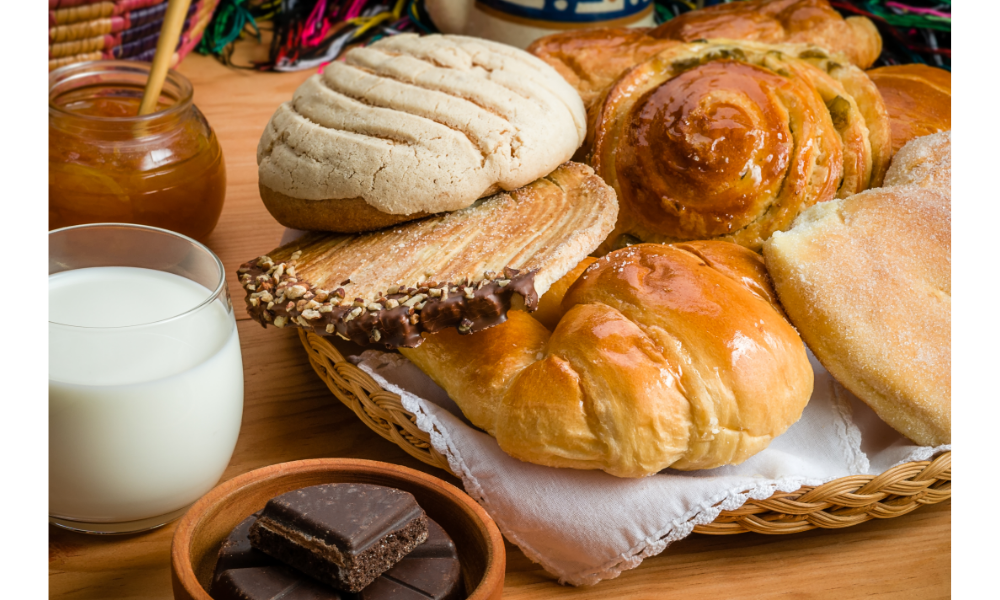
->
xmin=258 ymin=34 xmax=586 ymax=232
xmin=763 ymin=186 xmax=951 ymax=446
xmin=402 ymin=242 xmax=814 ymax=477
xmin=884 ymin=130 xmax=951 ymax=194
xmin=867 ymin=64 xmax=951 ymax=155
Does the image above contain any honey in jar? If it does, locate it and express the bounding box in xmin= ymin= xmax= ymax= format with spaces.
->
xmin=49 ymin=61 xmax=226 ymax=241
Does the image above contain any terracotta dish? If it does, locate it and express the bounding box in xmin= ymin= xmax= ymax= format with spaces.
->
xmin=171 ymin=458 xmax=505 ymax=600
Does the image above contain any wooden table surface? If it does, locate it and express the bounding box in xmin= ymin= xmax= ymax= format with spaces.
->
xmin=48 ymin=54 xmax=951 ymax=599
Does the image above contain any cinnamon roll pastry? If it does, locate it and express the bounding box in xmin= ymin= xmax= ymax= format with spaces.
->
xmin=528 ymin=0 xmax=881 ymax=113
xmin=592 ymin=40 xmax=890 ymax=253
xmin=867 ymin=64 xmax=952 ymax=155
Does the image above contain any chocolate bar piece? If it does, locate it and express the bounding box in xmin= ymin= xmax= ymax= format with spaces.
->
xmin=213 ymin=565 xmax=348 ymax=600
xmin=249 ymin=484 xmax=429 ymax=593
xmin=212 ymin=512 xmax=462 ymax=600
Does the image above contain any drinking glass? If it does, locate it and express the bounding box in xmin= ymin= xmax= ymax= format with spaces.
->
xmin=49 ymin=223 xmax=244 ymax=534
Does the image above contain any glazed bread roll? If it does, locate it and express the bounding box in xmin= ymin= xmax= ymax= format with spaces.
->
xmin=763 ymin=186 xmax=951 ymax=446
xmin=867 ymin=64 xmax=951 ymax=155
xmin=592 ymin=40 xmax=890 ymax=253
xmin=402 ymin=242 xmax=814 ymax=478
xmin=528 ymin=0 xmax=881 ymax=112
xmin=258 ymin=34 xmax=586 ymax=232
xmin=884 ymin=130 xmax=951 ymax=193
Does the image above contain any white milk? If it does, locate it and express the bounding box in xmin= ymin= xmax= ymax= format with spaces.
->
xmin=49 ymin=267 xmax=244 ymax=523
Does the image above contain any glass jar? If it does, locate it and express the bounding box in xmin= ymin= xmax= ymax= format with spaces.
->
xmin=49 ymin=61 xmax=226 ymax=242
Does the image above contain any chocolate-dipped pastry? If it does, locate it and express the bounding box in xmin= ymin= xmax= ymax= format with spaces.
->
xmin=212 ymin=511 xmax=462 ymax=600
xmin=591 ymin=40 xmax=890 ymax=253
xmin=237 ymin=162 xmax=617 ymax=349
xmin=249 ymin=484 xmax=428 ymax=593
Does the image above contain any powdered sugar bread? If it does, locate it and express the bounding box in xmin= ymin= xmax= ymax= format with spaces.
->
xmin=884 ymin=130 xmax=951 ymax=194
xmin=257 ymin=34 xmax=587 ymax=232
xmin=763 ymin=185 xmax=950 ymax=446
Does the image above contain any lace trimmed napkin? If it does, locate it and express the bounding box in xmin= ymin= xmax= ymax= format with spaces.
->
xmin=351 ymin=350 xmax=949 ymax=586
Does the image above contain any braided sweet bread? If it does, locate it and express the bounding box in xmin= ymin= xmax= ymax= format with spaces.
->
xmin=402 ymin=242 xmax=813 ymax=478
xmin=591 ymin=40 xmax=890 ymax=253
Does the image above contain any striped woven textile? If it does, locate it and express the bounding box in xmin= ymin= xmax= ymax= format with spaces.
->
xmin=49 ymin=0 xmax=219 ymax=70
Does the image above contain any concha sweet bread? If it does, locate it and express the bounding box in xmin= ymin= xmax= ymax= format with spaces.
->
xmin=763 ymin=185 xmax=951 ymax=446
xmin=402 ymin=242 xmax=814 ymax=478
xmin=591 ymin=40 xmax=890 ymax=253
xmin=257 ymin=34 xmax=587 ymax=232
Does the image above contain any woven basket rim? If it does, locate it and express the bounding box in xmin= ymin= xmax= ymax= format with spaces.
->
xmin=298 ymin=330 xmax=950 ymax=535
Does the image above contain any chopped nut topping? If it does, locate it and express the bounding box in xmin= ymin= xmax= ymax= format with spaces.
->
xmin=258 ymin=291 xmax=273 ymax=303
xmin=318 ymin=304 xmax=333 ymax=313
xmin=428 ymin=288 xmax=443 ymax=298
xmin=333 ymin=288 xmax=346 ymax=299
xmin=464 ymin=287 xmax=474 ymax=299
xmin=305 ymin=300 xmax=321 ymax=310
xmin=258 ymin=256 xmax=274 ymax=269
xmin=336 ymin=332 xmax=350 ymax=341
xmin=302 ymin=309 xmax=321 ymax=320
xmin=286 ymin=301 xmax=296 ymax=311
xmin=326 ymin=324 xmax=336 ymax=334
xmin=238 ymin=266 xmax=250 ymax=274
xmin=387 ymin=285 xmax=400 ymax=295
xmin=367 ymin=303 xmax=383 ymax=312
xmin=409 ymin=313 xmax=419 ymax=325
xmin=291 ymin=250 xmax=302 ymax=260
xmin=403 ymin=294 xmax=426 ymax=307
xmin=285 ymin=285 xmax=308 ymax=299
xmin=353 ymin=298 xmax=366 ymax=307
xmin=273 ymin=315 xmax=287 ymax=328
xmin=498 ymin=279 xmax=511 ymax=287
xmin=302 ymin=291 xmax=314 ymax=301
xmin=272 ymin=264 xmax=285 ymax=279
xmin=296 ymin=299 xmax=308 ymax=311
xmin=314 ymin=290 xmax=330 ymax=302
xmin=267 ymin=302 xmax=275 ymax=310
xmin=458 ymin=318 xmax=473 ymax=333
xmin=371 ymin=329 xmax=381 ymax=342
xmin=386 ymin=299 xmax=399 ymax=309
xmin=340 ymin=278 xmax=352 ymax=286
xmin=247 ymin=284 xmax=256 ymax=291
xmin=249 ymin=297 xmax=259 ymax=307
xmin=286 ymin=265 xmax=297 ymax=278
xmin=295 ymin=316 xmax=310 ymax=327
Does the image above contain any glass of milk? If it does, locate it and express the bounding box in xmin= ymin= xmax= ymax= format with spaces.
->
xmin=49 ymin=223 xmax=244 ymax=534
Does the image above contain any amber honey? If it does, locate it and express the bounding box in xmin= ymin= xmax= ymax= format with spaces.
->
xmin=49 ymin=61 xmax=226 ymax=241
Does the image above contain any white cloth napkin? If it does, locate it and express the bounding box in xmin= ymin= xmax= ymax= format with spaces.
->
xmin=351 ymin=350 xmax=949 ymax=586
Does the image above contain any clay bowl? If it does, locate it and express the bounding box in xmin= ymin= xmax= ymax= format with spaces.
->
xmin=171 ymin=458 xmax=505 ymax=599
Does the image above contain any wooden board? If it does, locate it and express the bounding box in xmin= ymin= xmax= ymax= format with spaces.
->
xmin=49 ymin=54 xmax=951 ymax=599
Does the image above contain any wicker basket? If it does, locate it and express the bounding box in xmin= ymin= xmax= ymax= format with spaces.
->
xmin=48 ymin=0 xmax=219 ymax=71
xmin=299 ymin=330 xmax=951 ymax=535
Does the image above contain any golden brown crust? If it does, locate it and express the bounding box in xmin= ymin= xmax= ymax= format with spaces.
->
xmin=402 ymin=242 xmax=813 ymax=477
xmin=528 ymin=0 xmax=882 ymax=123
xmin=763 ymin=186 xmax=951 ymax=446
xmin=591 ymin=40 xmax=888 ymax=253
xmin=260 ymin=184 xmax=433 ymax=232
xmin=867 ymin=64 xmax=952 ymax=156
xmin=241 ymin=163 xmax=618 ymax=348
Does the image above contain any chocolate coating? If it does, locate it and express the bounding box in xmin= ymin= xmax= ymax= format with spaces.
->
xmin=249 ymin=484 xmax=429 ymax=592
xmin=212 ymin=512 xmax=462 ymax=600
xmin=240 ymin=258 xmax=538 ymax=350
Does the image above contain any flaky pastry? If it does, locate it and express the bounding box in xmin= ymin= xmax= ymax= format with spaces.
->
xmin=239 ymin=163 xmax=617 ymax=348
xmin=402 ymin=242 xmax=814 ymax=477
